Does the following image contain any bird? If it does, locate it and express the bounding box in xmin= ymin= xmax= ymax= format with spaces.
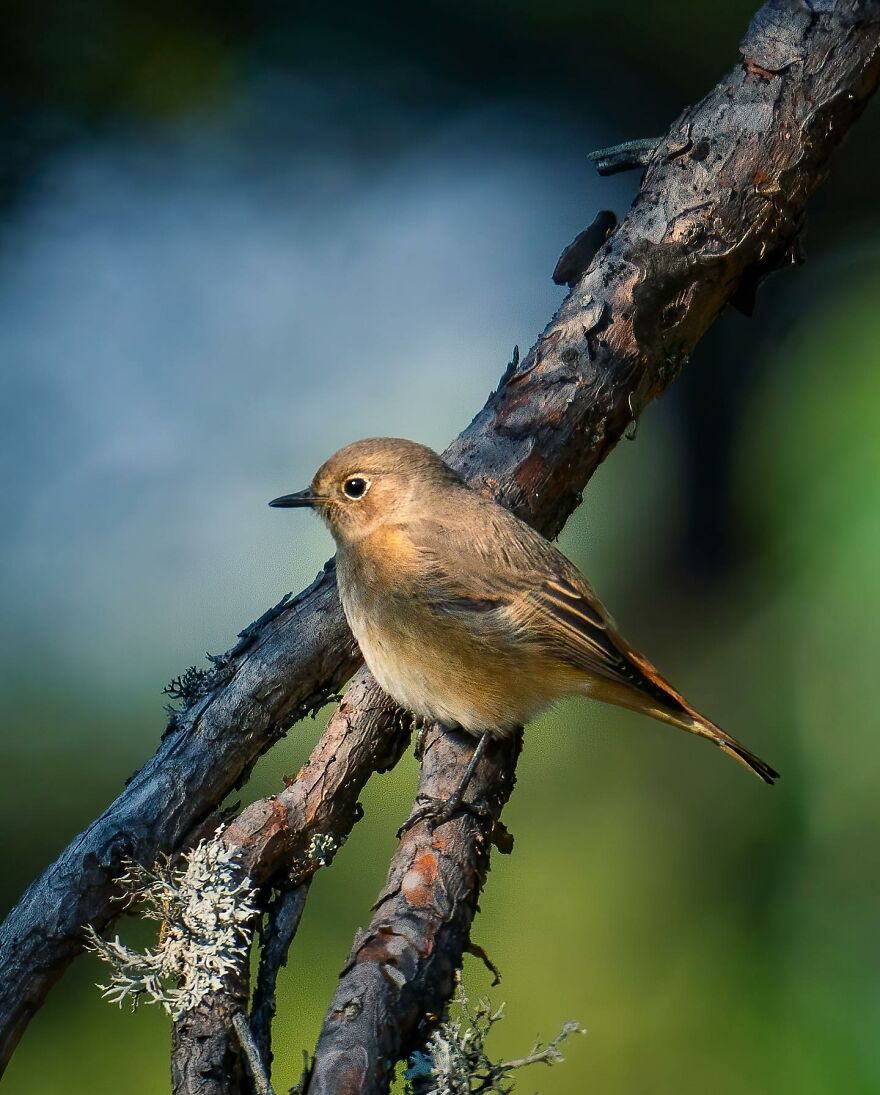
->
xmin=270 ymin=437 xmax=778 ymax=809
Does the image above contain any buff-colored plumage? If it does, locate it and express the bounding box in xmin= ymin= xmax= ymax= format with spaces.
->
xmin=270 ymin=438 xmax=777 ymax=784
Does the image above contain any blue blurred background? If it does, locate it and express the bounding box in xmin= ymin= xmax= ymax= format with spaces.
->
xmin=1 ymin=2 xmax=879 ymax=1092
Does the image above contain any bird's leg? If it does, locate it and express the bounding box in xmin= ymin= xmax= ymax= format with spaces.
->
xmin=413 ymin=718 xmax=430 ymax=762
xmin=398 ymin=731 xmax=491 ymax=836
xmin=445 ymin=731 xmax=490 ymax=811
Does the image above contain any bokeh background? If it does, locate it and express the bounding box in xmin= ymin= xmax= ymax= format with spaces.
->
xmin=2 ymin=2 xmax=879 ymax=1092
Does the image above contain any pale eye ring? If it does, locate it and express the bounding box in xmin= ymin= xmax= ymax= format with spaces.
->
xmin=342 ymin=476 xmax=370 ymax=500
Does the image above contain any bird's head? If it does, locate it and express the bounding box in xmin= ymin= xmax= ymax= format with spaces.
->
xmin=269 ymin=437 xmax=463 ymax=545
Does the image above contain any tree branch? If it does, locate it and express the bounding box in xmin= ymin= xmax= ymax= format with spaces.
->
xmin=251 ymin=884 xmax=311 ymax=1074
xmin=167 ymin=671 xmax=406 ymax=1092
xmin=232 ymin=1012 xmax=276 ymax=1095
xmin=301 ymin=2 xmax=880 ymax=1090
xmin=0 ymin=571 xmax=359 ymax=1072
xmin=587 ymin=136 xmax=661 ymax=176
xmin=171 ymin=966 xmax=250 ymax=1095
xmin=306 ymin=726 xmax=519 ymax=1095
xmin=1 ymin=0 xmax=877 ymax=1078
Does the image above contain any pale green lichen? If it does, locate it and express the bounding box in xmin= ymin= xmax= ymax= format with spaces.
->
xmin=83 ymin=830 xmax=257 ymax=1019
xmin=405 ymin=985 xmax=584 ymax=1094
xmin=307 ymin=832 xmax=338 ymax=866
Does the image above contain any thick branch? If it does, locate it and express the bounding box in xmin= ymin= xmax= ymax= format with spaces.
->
xmin=0 ymin=571 xmax=359 ymax=1072
xmin=1 ymin=0 xmax=877 ymax=1075
xmin=302 ymin=1 xmax=880 ymax=1089
xmin=306 ymin=727 xmax=519 ymax=1095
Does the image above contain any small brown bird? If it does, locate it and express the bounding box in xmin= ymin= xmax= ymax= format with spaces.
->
xmin=271 ymin=437 xmax=777 ymax=790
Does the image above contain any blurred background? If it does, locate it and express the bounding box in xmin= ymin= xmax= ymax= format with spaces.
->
xmin=1 ymin=2 xmax=878 ymax=1092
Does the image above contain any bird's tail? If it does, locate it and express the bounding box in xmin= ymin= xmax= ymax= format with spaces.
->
xmin=669 ymin=709 xmax=779 ymax=785
xmin=595 ymin=643 xmax=780 ymax=785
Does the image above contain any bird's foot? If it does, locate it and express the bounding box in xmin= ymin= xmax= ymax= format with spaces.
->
xmin=399 ymin=731 xmax=492 ymax=836
xmin=396 ymin=793 xmax=491 ymax=837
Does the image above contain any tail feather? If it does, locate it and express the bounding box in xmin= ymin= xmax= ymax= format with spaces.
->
xmin=537 ymin=570 xmax=778 ymax=783
xmin=606 ymin=643 xmax=779 ymax=785
xmin=645 ymin=704 xmax=779 ymax=785
xmin=704 ymin=724 xmax=779 ymax=785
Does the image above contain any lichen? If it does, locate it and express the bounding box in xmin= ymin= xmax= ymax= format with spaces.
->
xmin=163 ymin=664 xmax=214 ymax=707
xmin=83 ymin=829 xmax=257 ymax=1019
xmin=307 ymin=833 xmax=338 ymax=866
xmin=405 ymin=985 xmax=584 ymax=1094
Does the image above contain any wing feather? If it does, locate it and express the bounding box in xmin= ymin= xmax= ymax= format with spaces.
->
xmin=391 ymin=503 xmax=777 ymax=783
xmin=398 ymin=508 xmax=686 ymax=713
xmin=527 ymin=573 xmax=687 ymax=712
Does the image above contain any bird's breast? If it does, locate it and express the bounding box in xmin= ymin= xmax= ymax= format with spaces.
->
xmin=336 ymin=542 xmax=575 ymax=736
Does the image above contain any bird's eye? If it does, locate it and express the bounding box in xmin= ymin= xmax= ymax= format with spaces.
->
xmin=342 ymin=476 xmax=369 ymax=500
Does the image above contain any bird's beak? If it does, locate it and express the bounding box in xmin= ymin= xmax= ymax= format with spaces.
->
xmin=268 ymin=488 xmax=323 ymax=509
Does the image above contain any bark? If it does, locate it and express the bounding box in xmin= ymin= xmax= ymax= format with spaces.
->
xmin=0 ymin=0 xmax=877 ymax=1079
xmin=172 ymin=999 xmax=246 ymax=1095
xmin=171 ymin=966 xmax=250 ymax=1095
xmin=0 ymin=573 xmax=358 ymax=1073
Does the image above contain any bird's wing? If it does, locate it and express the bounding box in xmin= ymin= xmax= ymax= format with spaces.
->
xmin=397 ymin=503 xmax=780 ymax=785
xmin=402 ymin=506 xmax=686 ymax=709
xmin=394 ymin=514 xmax=519 ymax=628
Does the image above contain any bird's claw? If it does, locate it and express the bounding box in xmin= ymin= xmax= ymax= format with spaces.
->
xmin=396 ymin=795 xmax=491 ymax=838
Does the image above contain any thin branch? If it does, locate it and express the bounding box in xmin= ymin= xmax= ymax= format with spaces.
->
xmin=495 ymin=1025 xmax=585 ymax=1077
xmin=405 ymin=985 xmax=583 ymax=1093
xmin=232 ymin=1013 xmax=276 ymax=1095
xmin=1 ymin=0 xmax=878 ymax=1077
xmin=251 ymin=884 xmax=311 ymax=1073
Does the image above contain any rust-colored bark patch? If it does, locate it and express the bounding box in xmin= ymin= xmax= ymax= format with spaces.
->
xmin=356 ymin=926 xmax=397 ymax=964
xmin=401 ymin=852 xmax=439 ymax=908
xmin=331 ymin=1065 xmax=367 ymax=1095
xmin=514 ymin=447 xmax=550 ymax=505
xmin=743 ymin=57 xmax=778 ymax=81
xmin=431 ymin=831 xmax=450 ymax=854
xmin=228 ymin=795 xmax=288 ymax=851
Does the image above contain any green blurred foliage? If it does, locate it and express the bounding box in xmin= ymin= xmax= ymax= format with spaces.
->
xmin=5 ymin=275 xmax=880 ymax=1093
